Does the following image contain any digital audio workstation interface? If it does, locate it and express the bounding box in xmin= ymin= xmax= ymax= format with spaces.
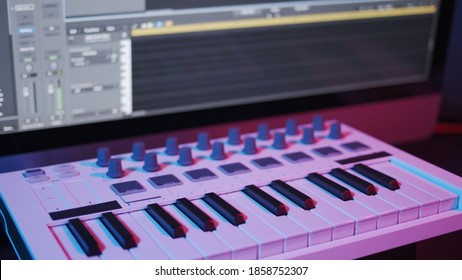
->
xmin=0 ymin=0 xmax=439 ymax=134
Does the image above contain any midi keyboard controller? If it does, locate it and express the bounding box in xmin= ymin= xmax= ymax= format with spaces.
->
xmin=1 ymin=117 xmax=461 ymax=259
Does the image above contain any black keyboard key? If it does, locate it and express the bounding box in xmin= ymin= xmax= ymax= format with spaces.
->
xmin=174 ymin=198 xmax=216 ymax=232
xmin=352 ymin=164 xmax=400 ymax=190
xmin=306 ymin=173 xmax=353 ymax=201
xmin=269 ymin=180 xmax=315 ymax=210
xmin=242 ymin=185 xmax=287 ymax=216
xmin=66 ymin=218 xmax=101 ymax=257
xmin=146 ymin=203 xmax=186 ymax=238
xmin=100 ymin=212 xmax=137 ymax=249
xmin=330 ymin=168 xmax=377 ymax=195
xmin=203 ymin=193 xmax=245 ymax=226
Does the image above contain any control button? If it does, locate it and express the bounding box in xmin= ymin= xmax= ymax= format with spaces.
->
xmin=50 ymin=61 xmax=58 ymax=71
xmin=313 ymin=115 xmax=325 ymax=131
xmin=23 ymin=169 xmax=46 ymax=178
xmin=328 ymin=121 xmax=342 ymax=139
xmin=211 ymin=142 xmax=227 ymax=160
xmin=218 ymin=162 xmax=251 ymax=176
xmin=177 ymin=147 xmax=194 ymax=166
xmin=143 ymin=152 xmax=160 ymax=172
xmin=306 ymin=173 xmax=353 ymax=201
xmin=174 ymin=198 xmax=216 ymax=232
xmin=57 ymin=170 xmax=80 ymax=179
xmin=146 ymin=203 xmax=186 ymax=238
xmin=301 ymin=127 xmax=315 ymax=144
xmin=27 ymin=175 xmax=49 ymax=184
xmin=251 ymin=157 xmax=283 ymax=169
xmin=312 ymin=147 xmax=342 ymax=157
xmin=242 ymin=185 xmax=287 ymax=216
xmin=148 ymin=174 xmax=183 ymax=189
xmin=257 ymin=123 xmax=270 ymax=140
xmin=111 ymin=181 xmax=146 ymax=196
xmin=53 ymin=164 xmax=75 ymax=172
xmin=165 ymin=137 xmax=179 ymax=155
xmin=96 ymin=147 xmax=111 ymax=167
xmin=24 ymin=63 xmax=33 ymax=73
xmin=242 ymin=137 xmax=258 ymax=155
xmin=203 ymin=193 xmax=246 ymax=226
xmin=132 ymin=142 xmax=146 ymax=161
xmin=282 ymin=152 xmax=313 ymax=163
xmin=106 ymin=158 xmax=124 ymax=178
xmin=197 ymin=132 xmax=211 ymax=150
xmin=272 ymin=132 xmax=287 ymax=149
xmin=184 ymin=168 xmax=218 ymax=182
xmin=227 ymin=127 xmax=242 ymax=145
xmin=285 ymin=119 xmax=298 ymax=135
xmin=341 ymin=141 xmax=370 ymax=152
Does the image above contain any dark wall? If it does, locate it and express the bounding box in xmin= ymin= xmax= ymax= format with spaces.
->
xmin=441 ymin=0 xmax=462 ymax=121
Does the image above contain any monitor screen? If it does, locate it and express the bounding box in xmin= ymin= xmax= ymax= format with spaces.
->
xmin=0 ymin=0 xmax=451 ymax=154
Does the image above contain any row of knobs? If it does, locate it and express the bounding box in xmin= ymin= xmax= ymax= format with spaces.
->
xmin=98 ymin=117 xmax=342 ymax=178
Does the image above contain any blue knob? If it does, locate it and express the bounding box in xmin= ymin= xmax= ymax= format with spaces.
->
xmin=211 ymin=142 xmax=227 ymax=160
xmin=286 ymin=119 xmax=298 ymax=135
xmin=197 ymin=132 xmax=211 ymax=150
xmin=143 ymin=152 xmax=160 ymax=172
xmin=272 ymin=132 xmax=287 ymax=149
xmin=242 ymin=137 xmax=258 ymax=154
xmin=313 ymin=115 xmax=325 ymax=131
xmin=96 ymin=147 xmax=111 ymax=167
xmin=257 ymin=123 xmax=270 ymax=140
xmin=107 ymin=158 xmax=124 ymax=178
xmin=328 ymin=121 xmax=342 ymax=139
xmin=301 ymin=127 xmax=315 ymax=144
xmin=228 ymin=127 xmax=242 ymax=145
xmin=132 ymin=142 xmax=145 ymax=161
xmin=178 ymin=147 xmax=194 ymax=166
xmin=165 ymin=137 xmax=179 ymax=155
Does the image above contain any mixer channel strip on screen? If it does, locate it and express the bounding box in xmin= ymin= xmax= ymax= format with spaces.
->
xmin=0 ymin=117 xmax=461 ymax=259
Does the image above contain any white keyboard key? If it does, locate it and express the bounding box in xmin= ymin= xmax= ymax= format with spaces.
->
xmin=227 ymin=191 xmax=308 ymax=252
xmin=85 ymin=219 xmax=134 ymax=260
xmin=193 ymin=199 xmax=258 ymax=259
xmin=324 ymin=174 xmax=399 ymax=229
xmin=117 ymin=213 xmax=169 ymax=259
xmin=221 ymin=193 xmax=284 ymax=258
xmin=371 ymin=163 xmax=440 ymax=218
xmin=376 ymin=163 xmax=458 ymax=212
xmin=262 ymin=186 xmax=332 ymax=246
xmin=164 ymin=204 xmax=232 ymax=260
xmin=350 ymin=169 xmax=419 ymax=223
xmin=297 ymin=176 xmax=378 ymax=234
xmin=51 ymin=226 xmax=99 ymax=260
xmin=290 ymin=179 xmax=355 ymax=240
xmin=131 ymin=210 xmax=203 ymax=259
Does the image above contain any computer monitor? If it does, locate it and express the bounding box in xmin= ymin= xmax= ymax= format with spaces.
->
xmin=0 ymin=0 xmax=454 ymax=158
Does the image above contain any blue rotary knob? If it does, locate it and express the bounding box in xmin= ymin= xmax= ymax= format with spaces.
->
xmin=178 ymin=147 xmax=194 ymax=166
xmin=328 ymin=121 xmax=342 ymax=139
xmin=257 ymin=123 xmax=270 ymax=140
xmin=107 ymin=158 xmax=124 ymax=178
xmin=227 ymin=127 xmax=242 ymax=145
xmin=272 ymin=132 xmax=287 ymax=149
xmin=96 ymin=147 xmax=111 ymax=167
xmin=143 ymin=152 xmax=160 ymax=172
xmin=301 ymin=127 xmax=315 ymax=144
xmin=286 ymin=119 xmax=298 ymax=135
xmin=197 ymin=132 xmax=211 ymax=150
xmin=211 ymin=142 xmax=227 ymax=160
xmin=165 ymin=137 xmax=179 ymax=155
xmin=132 ymin=142 xmax=145 ymax=161
xmin=313 ymin=115 xmax=325 ymax=131
xmin=242 ymin=137 xmax=258 ymax=155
